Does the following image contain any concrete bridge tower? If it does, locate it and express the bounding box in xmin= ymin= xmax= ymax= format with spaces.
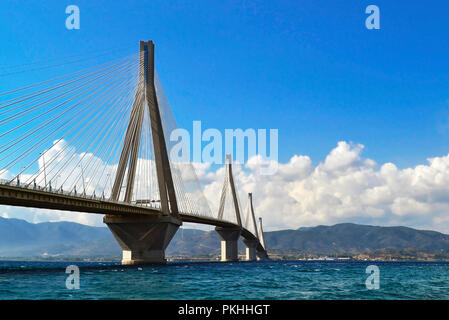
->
xmin=103 ymin=41 xmax=182 ymax=264
xmin=215 ymin=155 xmax=242 ymax=262
xmin=242 ymin=193 xmax=259 ymax=261
xmin=256 ymin=217 xmax=269 ymax=260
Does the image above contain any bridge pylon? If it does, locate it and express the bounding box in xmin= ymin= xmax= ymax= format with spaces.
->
xmin=104 ymin=40 xmax=182 ymax=264
xmin=256 ymin=217 xmax=269 ymax=260
xmin=215 ymin=155 xmax=242 ymax=262
xmin=242 ymin=193 xmax=259 ymax=261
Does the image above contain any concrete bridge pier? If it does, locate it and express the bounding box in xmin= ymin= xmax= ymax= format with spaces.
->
xmin=242 ymin=239 xmax=258 ymax=261
xmin=256 ymin=250 xmax=269 ymax=261
xmin=215 ymin=227 xmax=241 ymax=262
xmin=104 ymin=214 xmax=182 ymax=265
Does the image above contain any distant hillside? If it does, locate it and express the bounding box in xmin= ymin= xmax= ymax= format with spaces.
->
xmin=264 ymin=223 xmax=449 ymax=256
xmin=0 ymin=217 xmax=119 ymax=258
xmin=1 ymin=217 xmax=449 ymax=260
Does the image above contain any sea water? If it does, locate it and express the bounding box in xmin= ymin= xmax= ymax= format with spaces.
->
xmin=0 ymin=260 xmax=448 ymax=299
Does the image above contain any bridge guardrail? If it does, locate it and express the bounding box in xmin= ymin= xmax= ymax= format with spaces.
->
xmin=0 ymin=178 xmax=163 ymax=209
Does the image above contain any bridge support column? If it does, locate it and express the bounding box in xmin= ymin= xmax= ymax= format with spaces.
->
xmin=242 ymin=239 xmax=258 ymax=261
xmin=104 ymin=214 xmax=181 ymax=265
xmin=256 ymin=250 xmax=269 ymax=261
xmin=215 ymin=227 xmax=241 ymax=262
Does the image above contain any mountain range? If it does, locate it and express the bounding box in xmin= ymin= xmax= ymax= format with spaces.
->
xmin=1 ymin=217 xmax=449 ymax=260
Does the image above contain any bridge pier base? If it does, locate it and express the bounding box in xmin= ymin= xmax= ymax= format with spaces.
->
xmin=215 ymin=227 xmax=241 ymax=262
xmin=256 ymin=250 xmax=269 ymax=261
xmin=242 ymin=239 xmax=258 ymax=261
xmin=103 ymin=214 xmax=181 ymax=265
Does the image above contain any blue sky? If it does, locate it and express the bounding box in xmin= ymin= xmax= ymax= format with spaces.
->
xmin=1 ymin=0 xmax=449 ymax=168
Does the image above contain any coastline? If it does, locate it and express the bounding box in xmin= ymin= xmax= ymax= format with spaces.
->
xmin=2 ymin=256 xmax=449 ymax=263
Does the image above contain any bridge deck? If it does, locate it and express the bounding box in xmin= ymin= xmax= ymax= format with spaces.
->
xmin=0 ymin=184 xmax=264 ymax=251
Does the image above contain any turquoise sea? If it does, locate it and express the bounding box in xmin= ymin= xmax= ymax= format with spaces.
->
xmin=0 ymin=260 xmax=448 ymax=300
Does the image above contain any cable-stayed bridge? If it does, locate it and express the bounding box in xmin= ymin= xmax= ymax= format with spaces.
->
xmin=0 ymin=41 xmax=268 ymax=264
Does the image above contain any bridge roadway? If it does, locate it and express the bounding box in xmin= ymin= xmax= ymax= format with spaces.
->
xmin=0 ymin=183 xmax=264 ymax=252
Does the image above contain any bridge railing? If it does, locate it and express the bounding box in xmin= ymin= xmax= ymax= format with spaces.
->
xmin=0 ymin=178 xmax=162 ymax=210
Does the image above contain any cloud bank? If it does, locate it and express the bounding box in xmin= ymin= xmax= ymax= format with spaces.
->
xmin=200 ymin=141 xmax=449 ymax=233
xmin=2 ymin=141 xmax=449 ymax=234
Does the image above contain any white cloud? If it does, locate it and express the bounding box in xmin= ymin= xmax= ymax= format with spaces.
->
xmin=198 ymin=141 xmax=449 ymax=234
